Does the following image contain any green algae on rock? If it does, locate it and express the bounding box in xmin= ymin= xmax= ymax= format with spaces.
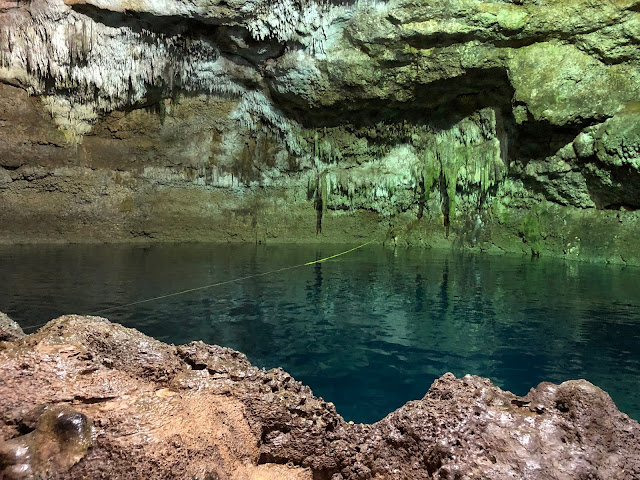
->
xmin=0 ymin=0 xmax=639 ymax=264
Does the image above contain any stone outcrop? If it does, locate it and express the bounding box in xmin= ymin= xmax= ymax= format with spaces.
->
xmin=0 ymin=312 xmax=25 ymax=342
xmin=0 ymin=0 xmax=639 ymax=263
xmin=1 ymin=314 xmax=639 ymax=479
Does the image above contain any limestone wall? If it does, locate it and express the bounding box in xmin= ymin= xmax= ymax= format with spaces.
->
xmin=0 ymin=0 xmax=639 ymax=263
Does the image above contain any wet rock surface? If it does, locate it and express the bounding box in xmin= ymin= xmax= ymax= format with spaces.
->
xmin=1 ymin=314 xmax=638 ymax=479
xmin=0 ymin=405 xmax=93 ymax=480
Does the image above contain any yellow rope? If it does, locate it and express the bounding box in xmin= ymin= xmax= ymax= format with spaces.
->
xmin=21 ymin=322 xmax=49 ymax=333
xmin=20 ymin=240 xmax=375 ymax=331
xmin=89 ymin=265 xmax=301 ymax=315
xmin=304 ymin=239 xmax=375 ymax=265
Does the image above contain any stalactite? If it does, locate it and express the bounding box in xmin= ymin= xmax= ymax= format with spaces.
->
xmin=0 ymin=0 xmax=394 ymax=145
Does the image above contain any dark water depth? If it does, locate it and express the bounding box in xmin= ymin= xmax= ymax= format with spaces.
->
xmin=1 ymin=244 xmax=639 ymax=424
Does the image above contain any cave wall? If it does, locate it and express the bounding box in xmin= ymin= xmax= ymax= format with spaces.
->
xmin=0 ymin=0 xmax=639 ymax=264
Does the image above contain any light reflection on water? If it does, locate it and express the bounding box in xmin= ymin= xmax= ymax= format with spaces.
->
xmin=1 ymin=244 xmax=639 ymax=424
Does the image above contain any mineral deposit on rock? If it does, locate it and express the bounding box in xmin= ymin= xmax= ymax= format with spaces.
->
xmin=0 ymin=0 xmax=639 ymax=263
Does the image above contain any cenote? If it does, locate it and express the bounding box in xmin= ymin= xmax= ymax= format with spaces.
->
xmin=1 ymin=243 xmax=639 ymax=424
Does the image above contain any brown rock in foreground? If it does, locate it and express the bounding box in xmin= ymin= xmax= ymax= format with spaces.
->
xmin=0 ymin=315 xmax=638 ymax=479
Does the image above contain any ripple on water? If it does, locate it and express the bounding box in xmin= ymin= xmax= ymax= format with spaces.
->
xmin=1 ymin=244 xmax=639 ymax=424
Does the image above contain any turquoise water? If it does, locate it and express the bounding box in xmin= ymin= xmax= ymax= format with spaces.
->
xmin=1 ymin=244 xmax=639 ymax=424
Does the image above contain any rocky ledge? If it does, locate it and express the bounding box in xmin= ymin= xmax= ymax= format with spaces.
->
xmin=1 ymin=313 xmax=639 ymax=479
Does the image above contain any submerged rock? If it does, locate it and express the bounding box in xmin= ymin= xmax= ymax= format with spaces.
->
xmin=0 ymin=315 xmax=638 ymax=479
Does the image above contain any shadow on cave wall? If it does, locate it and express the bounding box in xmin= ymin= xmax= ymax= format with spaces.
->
xmin=41 ymin=2 xmax=640 ymax=215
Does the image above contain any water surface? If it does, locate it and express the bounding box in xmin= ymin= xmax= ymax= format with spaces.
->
xmin=1 ymin=244 xmax=639 ymax=424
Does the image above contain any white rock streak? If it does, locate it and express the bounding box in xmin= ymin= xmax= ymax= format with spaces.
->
xmin=0 ymin=0 xmax=365 ymax=141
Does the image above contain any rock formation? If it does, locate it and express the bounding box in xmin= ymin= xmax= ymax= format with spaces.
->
xmin=0 ymin=0 xmax=639 ymax=263
xmin=0 ymin=312 xmax=25 ymax=342
xmin=1 ymin=314 xmax=639 ymax=479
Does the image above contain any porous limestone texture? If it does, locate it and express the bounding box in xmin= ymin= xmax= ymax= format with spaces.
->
xmin=1 ymin=315 xmax=639 ymax=479
xmin=0 ymin=0 xmax=639 ymax=263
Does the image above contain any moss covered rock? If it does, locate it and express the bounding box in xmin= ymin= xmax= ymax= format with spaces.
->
xmin=0 ymin=0 xmax=638 ymax=264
